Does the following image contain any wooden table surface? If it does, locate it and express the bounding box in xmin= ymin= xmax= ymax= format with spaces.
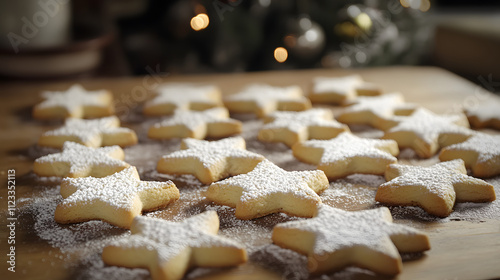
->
xmin=1 ymin=66 xmax=500 ymax=280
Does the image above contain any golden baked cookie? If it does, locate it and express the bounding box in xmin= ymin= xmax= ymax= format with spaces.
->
xmin=337 ymin=93 xmax=417 ymax=130
xmin=38 ymin=116 xmax=138 ymax=148
xmin=157 ymin=137 xmax=265 ymax=184
xmin=309 ymin=75 xmax=382 ymax=105
xmin=206 ymin=159 xmax=329 ymax=219
xmin=292 ymin=132 xmax=399 ymax=179
xmin=33 ymin=84 xmax=114 ymax=120
xmin=258 ymin=108 xmax=349 ymax=147
xmin=148 ymin=108 xmax=242 ymax=140
xmin=382 ymin=108 xmax=472 ymax=158
xmin=463 ymin=100 xmax=500 ymax=130
xmin=272 ymin=205 xmax=430 ymax=276
xmin=143 ymin=83 xmax=222 ymax=116
xmin=33 ymin=142 xmax=129 ymax=178
xmin=439 ymin=133 xmax=500 ymax=177
xmin=55 ymin=166 xmax=179 ymax=228
xmin=376 ymin=159 xmax=496 ymax=217
xmin=223 ymin=84 xmax=311 ymax=117
xmin=102 ymin=211 xmax=247 ymax=280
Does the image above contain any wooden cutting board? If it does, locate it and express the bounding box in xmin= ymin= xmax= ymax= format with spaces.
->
xmin=1 ymin=66 xmax=500 ymax=280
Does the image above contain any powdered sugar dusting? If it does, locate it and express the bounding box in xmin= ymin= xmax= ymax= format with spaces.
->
xmin=262 ymin=108 xmax=347 ymax=133
xmin=443 ymin=133 xmax=500 ymax=162
xmin=226 ymin=84 xmax=307 ymax=108
xmin=151 ymin=107 xmax=238 ymax=130
xmin=37 ymin=84 xmax=110 ymax=112
xmin=386 ymin=108 xmax=471 ymax=144
xmin=464 ymin=100 xmax=500 ymax=122
xmin=312 ymin=75 xmax=362 ymax=96
xmin=163 ymin=137 xmax=264 ymax=169
xmin=341 ymin=93 xmax=411 ymax=119
xmin=42 ymin=116 xmax=134 ymax=146
xmin=300 ymin=132 xmax=398 ymax=163
xmin=60 ymin=167 xmax=175 ymax=210
xmin=146 ymin=83 xmax=221 ymax=108
xmin=35 ymin=142 xmax=128 ymax=175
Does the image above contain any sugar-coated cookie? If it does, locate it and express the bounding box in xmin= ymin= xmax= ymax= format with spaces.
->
xmin=157 ymin=137 xmax=265 ymax=184
xmin=223 ymin=84 xmax=311 ymax=117
xmin=463 ymin=100 xmax=500 ymax=130
xmin=292 ymin=132 xmax=399 ymax=179
xmin=33 ymin=84 xmax=114 ymax=120
xmin=55 ymin=166 xmax=179 ymax=228
xmin=143 ymin=83 xmax=222 ymax=116
xmin=310 ymin=75 xmax=382 ymax=105
xmin=34 ymin=142 xmax=129 ymax=178
xmin=148 ymin=108 xmax=241 ymax=140
xmin=258 ymin=108 xmax=349 ymax=147
xmin=272 ymin=205 xmax=430 ymax=276
xmin=382 ymin=108 xmax=472 ymax=158
xmin=376 ymin=159 xmax=496 ymax=217
xmin=206 ymin=159 xmax=329 ymax=219
xmin=337 ymin=93 xmax=417 ymax=130
xmin=38 ymin=116 xmax=138 ymax=148
xmin=102 ymin=211 xmax=247 ymax=280
xmin=440 ymin=133 xmax=500 ymax=177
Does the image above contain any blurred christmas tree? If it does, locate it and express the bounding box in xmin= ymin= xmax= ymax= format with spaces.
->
xmin=115 ymin=0 xmax=431 ymax=75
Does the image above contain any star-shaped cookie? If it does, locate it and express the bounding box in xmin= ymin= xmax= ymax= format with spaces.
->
xmin=148 ymin=108 xmax=242 ymax=140
xmin=223 ymin=84 xmax=311 ymax=117
xmin=337 ymin=93 xmax=417 ymax=130
xmin=33 ymin=84 xmax=114 ymax=120
xmin=102 ymin=211 xmax=247 ymax=280
xmin=382 ymin=108 xmax=472 ymax=158
xmin=464 ymin=100 xmax=500 ymax=130
xmin=292 ymin=132 xmax=399 ymax=179
xmin=206 ymin=159 xmax=329 ymax=219
xmin=309 ymin=75 xmax=381 ymax=105
xmin=55 ymin=166 xmax=180 ymax=228
xmin=33 ymin=142 xmax=129 ymax=178
xmin=38 ymin=116 xmax=138 ymax=148
xmin=440 ymin=133 xmax=500 ymax=177
xmin=376 ymin=159 xmax=496 ymax=217
xmin=258 ymin=108 xmax=349 ymax=147
xmin=143 ymin=83 xmax=222 ymax=116
xmin=157 ymin=137 xmax=265 ymax=184
xmin=272 ymin=205 xmax=430 ymax=276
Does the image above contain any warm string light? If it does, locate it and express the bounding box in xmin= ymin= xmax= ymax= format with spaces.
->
xmin=274 ymin=47 xmax=288 ymax=63
xmin=190 ymin=13 xmax=209 ymax=31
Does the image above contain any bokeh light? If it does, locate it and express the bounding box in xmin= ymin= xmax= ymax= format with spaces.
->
xmin=274 ymin=47 xmax=288 ymax=63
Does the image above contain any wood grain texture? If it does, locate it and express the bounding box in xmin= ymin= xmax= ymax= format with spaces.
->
xmin=1 ymin=66 xmax=500 ymax=279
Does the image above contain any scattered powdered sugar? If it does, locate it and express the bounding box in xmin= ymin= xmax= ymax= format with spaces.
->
xmin=124 ymin=141 xmax=181 ymax=172
xmin=320 ymin=174 xmax=383 ymax=211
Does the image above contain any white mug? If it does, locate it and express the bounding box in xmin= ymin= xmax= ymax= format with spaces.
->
xmin=0 ymin=0 xmax=71 ymax=52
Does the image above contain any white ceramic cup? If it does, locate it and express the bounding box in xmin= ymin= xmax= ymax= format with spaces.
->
xmin=0 ymin=0 xmax=71 ymax=52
